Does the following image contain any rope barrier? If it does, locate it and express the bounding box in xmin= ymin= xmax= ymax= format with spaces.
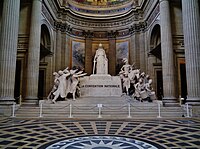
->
xmin=73 ymin=105 xmax=97 ymax=110
xmin=129 ymin=103 xmax=157 ymax=110
xmin=103 ymin=104 xmax=127 ymax=110
xmin=58 ymin=104 xmax=70 ymax=109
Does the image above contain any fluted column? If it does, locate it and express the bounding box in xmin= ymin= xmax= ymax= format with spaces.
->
xmin=160 ymin=0 xmax=177 ymax=105
xmin=182 ymin=0 xmax=200 ymax=104
xmin=0 ymin=0 xmax=20 ymax=103
xmin=25 ymin=0 xmax=42 ymax=103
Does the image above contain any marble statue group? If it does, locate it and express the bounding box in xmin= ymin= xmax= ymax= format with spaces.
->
xmin=48 ymin=43 xmax=156 ymax=103
xmin=119 ymin=58 xmax=156 ymax=102
xmin=47 ymin=67 xmax=87 ymax=103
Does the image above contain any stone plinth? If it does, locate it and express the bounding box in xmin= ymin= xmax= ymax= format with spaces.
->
xmin=80 ymin=75 xmax=122 ymax=97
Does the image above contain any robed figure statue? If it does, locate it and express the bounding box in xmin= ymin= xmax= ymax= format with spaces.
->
xmin=93 ymin=43 xmax=108 ymax=74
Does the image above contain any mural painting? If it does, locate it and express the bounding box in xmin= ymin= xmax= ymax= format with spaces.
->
xmin=72 ymin=41 xmax=85 ymax=70
xmin=116 ymin=41 xmax=129 ymax=74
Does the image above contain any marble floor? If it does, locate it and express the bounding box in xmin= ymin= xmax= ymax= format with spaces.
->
xmin=0 ymin=118 xmax=200 ymax=149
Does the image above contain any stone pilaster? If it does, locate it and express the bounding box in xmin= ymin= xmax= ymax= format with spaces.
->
xmin=65 ymin=34 xmax=70 ymax=67
xmin=109 ymin=38 xmax=116 ymax=75
xmin=85 ymin=38 xmax=93 ymax=75
xmin=182 ymin=0 xmax=200 ymax=104
xmin=0 ymin=0 xmax=20 ymax=103
xmin=55 ymin=29 xmax=62 ymax=71
xmin=61 ymin=32 xmax=67 ymax=69
xmin=25 ymin=0 xmax=42 ymax=103
xmin=139 ymin=32 xmax=146 ymax=72
xmin=130 ymin=33 xmax=140 ymax=69
xmin=159 ymin=0 xmax=177 ymax=105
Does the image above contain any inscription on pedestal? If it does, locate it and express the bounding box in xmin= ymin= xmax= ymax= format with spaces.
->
xmin=79 ymin=75 xmax=122 ymax=97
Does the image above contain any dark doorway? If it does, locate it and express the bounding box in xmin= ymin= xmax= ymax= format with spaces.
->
xmin=156 ymin=70 xmax=163 ymax=100
xmin=38 ymin=69 xmax=45 ymax=100
xmin=180 ymin=64 xmax=187 ymax=99
xmin=14 ymin=60 xmax=21 ymax=103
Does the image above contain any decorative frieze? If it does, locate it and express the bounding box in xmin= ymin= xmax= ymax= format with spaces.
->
xmin=54 ymin=20 xmax=147 ymax=38
xmin=129 ymin=21 xmax=147 ymax=34
xmin=65 ymin=12 xmax=137 ymax=28
xmin=68 ymin=3 xmax=133 ymax=16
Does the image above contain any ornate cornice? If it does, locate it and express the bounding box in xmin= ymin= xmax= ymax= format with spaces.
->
xmin=129 ymin=21 xmax=147 ymax=33
xmin=67 ymin=0 xmax=134 ymax=19
xmin=64 ymin=11 xmax=142 ymax=29
xmin=54 ymin=20 xmax=147 ymax=38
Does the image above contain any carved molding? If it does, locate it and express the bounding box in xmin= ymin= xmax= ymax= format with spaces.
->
xmin=173 ymin=35 xmax=184 ymax=50
xmin=129 ymin=21 xmax=147 ymax=33
xmin=17 ymin=36 xmax=29 ymax=50
xmin=42 ymin=4 xmax=55 ymax=27
xmin=146 ymin=4 xmax=160 ymax=27
xmin=54 ymin=20 xmax=147 ymax=38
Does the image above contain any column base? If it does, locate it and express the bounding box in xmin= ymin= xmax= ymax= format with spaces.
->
xmin=23 ymin=96 xmax=38 ymax=105
xmin=0 ymin=97 xmax=15 ymax=116
xmin=0 ymin=97 xmax=15 ymax=105
xmin=186 ymin=97 xmax=200 ymax=105
xmin=162 ymin=97 xmax=179 ymax=107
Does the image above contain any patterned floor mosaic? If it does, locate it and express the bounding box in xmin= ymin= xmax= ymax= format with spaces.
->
xmin=0 ymin=118 xmax=200 ymax=149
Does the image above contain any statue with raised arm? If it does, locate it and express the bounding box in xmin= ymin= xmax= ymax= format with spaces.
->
xmin=93 ymin=43 xmax=108 ymax=74
xmin=52 ymin=68 xmax=70 ymax=103
xmin=67 ymin=69 xmax=87 ymax=100
xmin=47 ymin=72 xmax=60 ymax=100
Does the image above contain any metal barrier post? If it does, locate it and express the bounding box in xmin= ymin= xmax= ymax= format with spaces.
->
xmin=39 ymin=102 xmax=43 ymax=117
xmin=186 ymin=103 xmax=190 ymax=118
xmin=19 ymin=95 xmax=22 ymax=106
xmin=11 ymin=102 xmax=16 ymax=117
xmin=97 ymin=104 xmax=102 ymax=118
xmin=127 ymin=103 xmax=132 ymax=118
xmin=157 ymin=102 xmax=162 ymax=118
xmin=69 ymin=104 xmax=73 ymax=118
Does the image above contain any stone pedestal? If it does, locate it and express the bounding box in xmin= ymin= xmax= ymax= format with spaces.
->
xmin=80 ymin=75 xmax=122 ymax=97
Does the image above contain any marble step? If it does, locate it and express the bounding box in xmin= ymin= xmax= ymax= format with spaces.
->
xmin=14 ymin=97 xmax=184 ymax=119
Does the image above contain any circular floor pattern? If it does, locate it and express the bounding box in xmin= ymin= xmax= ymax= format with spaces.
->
xmin=0 ymin=118 xmax=200 ymax=149
xmin=44 ymin=136 xmax=162 ymax=149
